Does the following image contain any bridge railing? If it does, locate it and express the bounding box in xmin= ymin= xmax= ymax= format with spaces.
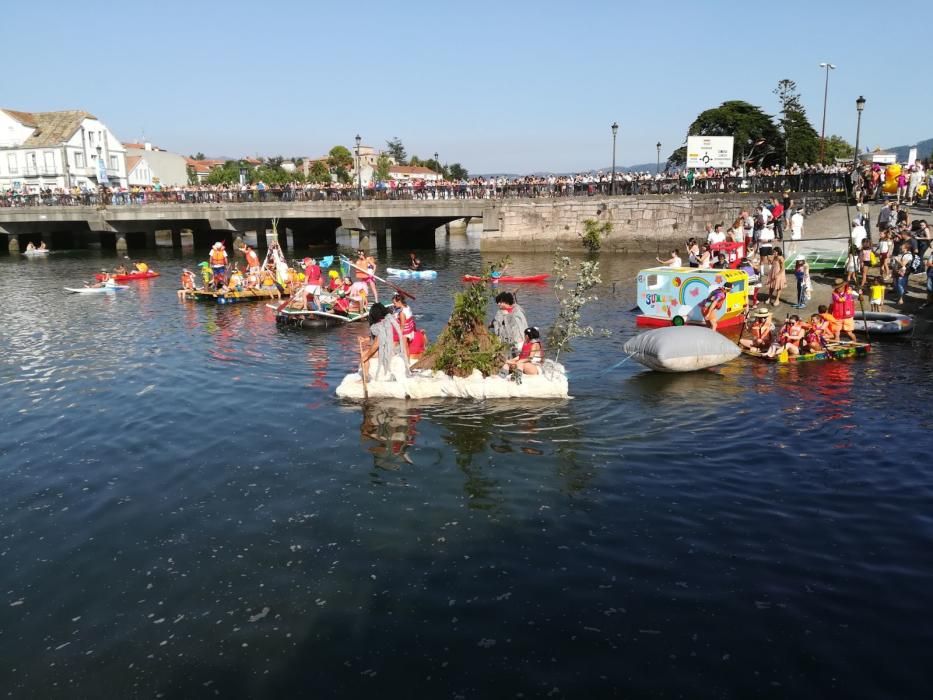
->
xmin=0 ymin=174 xmax=846 ymax=208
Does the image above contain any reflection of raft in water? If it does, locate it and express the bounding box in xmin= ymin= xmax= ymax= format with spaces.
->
xmin=183 ymin=287 xmax=282 ymax=304
xmin=741 ymin=341 xmax=871 ymax=363
xmin=272 ymin=305 xmax=370 ymax=329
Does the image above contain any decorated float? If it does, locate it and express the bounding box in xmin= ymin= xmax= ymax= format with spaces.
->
xmin=635 ymin=267 xmax=748 ymax=329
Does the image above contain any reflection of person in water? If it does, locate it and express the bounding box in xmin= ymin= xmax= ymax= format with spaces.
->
xmin=360 ymin=403 xmax=420 ymax=468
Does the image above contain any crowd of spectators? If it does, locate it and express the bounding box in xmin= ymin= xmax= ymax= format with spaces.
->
xmin=0 ymin=162 xmax=920 ymax=208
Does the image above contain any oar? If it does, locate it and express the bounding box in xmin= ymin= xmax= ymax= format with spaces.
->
xmin=340 ymin=256 xmax=416 ymax=301
xmin=358 ymin=337 xmax=369 ymax=399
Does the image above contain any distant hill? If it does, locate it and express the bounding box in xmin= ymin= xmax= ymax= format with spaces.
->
xmin=884 ymin=138 xmax=932 ymax=162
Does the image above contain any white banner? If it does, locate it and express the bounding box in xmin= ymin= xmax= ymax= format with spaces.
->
xmin=686 ymin=136 xmax=734 ymax=169
xmin=908 ymin=147 xmax=917 ymax=166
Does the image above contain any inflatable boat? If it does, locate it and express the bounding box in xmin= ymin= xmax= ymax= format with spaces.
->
xmin=386 ymin=268 xmax=437 ymax=279
xmin=853 ymin=311 xmax=913 ymax=335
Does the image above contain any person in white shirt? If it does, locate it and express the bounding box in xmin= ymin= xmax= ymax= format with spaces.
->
xmin=758 ymin=223 xmax=776 ymax=256
xmin=790 ymin=208 xmax=804 ymax=240
xmin=656 ymin=249 xmax=682 ymax=267
xmin=707 ymin=224 xmax=727 ymax=245
xmin=851 ymin=219 xmax=868 ymax=249
xmin=760 ymin=204 xmax=773 ymax=226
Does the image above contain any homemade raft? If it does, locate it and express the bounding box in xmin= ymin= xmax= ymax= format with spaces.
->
xmin=336 ymin=357 xmax=569 ymax=400
xmin=741 ymin=341 xmax=871 ymax=363
xmin=184 ymin=288 xmax=282 ymax=304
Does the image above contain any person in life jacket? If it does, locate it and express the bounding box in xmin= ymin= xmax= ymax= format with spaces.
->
xmin=739 ymin=306 xmax=774 ymax=352
xmin=392 ymin=293 xmax=426 ymax=358
xmin=240 ymin=243 xmax=261 ymax=273
xmin=501 ymin=326 xmax=545 ymax=377
xmin=355 ymin=249 xmax=379 ymax=302
xmin=830 ymin=278 xmax=859 ymax=342
xmin=209 ymin=242 xmax=228 ymax=288
xmin=769 ymin=315 xmax=804 ymax=358
xmin=802 ymin=314 xmax=829 ymax=353
xmin=816 ymin=304 xmax=841 ymax=341
xmin=700 ymin=281 xmax=733 ymax=332
xmin=177 ymin=268 xmax=196 ymax=299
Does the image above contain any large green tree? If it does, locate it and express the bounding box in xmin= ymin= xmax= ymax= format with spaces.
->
xmin=327 ymin=145 xmax=353 ymax=184
xmin=448 ymin=163 xmax=468 ymax=180
xmin=822 ymin=135 xmax=855 ymax=164
xmin=669 ymin=100 xmax=783 ymax=167
xmin=308 ymin=160 xmax=331 ymax=184
xmin=773 ymin=79 xmax=819 ymax=166
xmin=385 ymin=137 xmax=407 ymax=165
xmin=205 ymin=160 xmax=253 ymax=185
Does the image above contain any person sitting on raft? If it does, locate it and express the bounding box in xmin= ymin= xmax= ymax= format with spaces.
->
xmin=391 ymin=293 xmax=426 ymax=359
xmin=359 ymin=302 xmax=409 ymax=382
xmin=501 ymin=327 xmax=544 ymax=377
xmin=408 ymin=252 xmax=422 ymax=271
xmin=25 ymin=242 xmax=36 ymax=251
xmin=801 ymin=314 xmax=829 ymax=353
xmin=816 ymin=304 xmax=841 ymax=342
xmin=656 ymin=249 xmax=682 ymax=267
xmin=489 ymin=291 xmax=528 ymax=357
xmin=177 ymin=268 xmax=197 ymax=299
xmin=88 ymin=270 xmax=116 ymax=288
xmin=769 ymin=315 xmax=804 ymax=357
xmin=739 ymin=307 xmax=774 ymax=352
xmin=700 ymin=281 xmax=733 ymax=332
xmin=37 ymin=241 xmax=47 ymax=251
xmin=227 ymin=267 xmax=245 ymax=291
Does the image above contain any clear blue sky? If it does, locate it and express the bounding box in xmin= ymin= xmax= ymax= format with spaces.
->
xmin=3 ymin=0 xmax=924 ymax=173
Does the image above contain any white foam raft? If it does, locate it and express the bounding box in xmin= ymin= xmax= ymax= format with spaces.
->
xmin=335 ymin=356 xmax=570 ymax=400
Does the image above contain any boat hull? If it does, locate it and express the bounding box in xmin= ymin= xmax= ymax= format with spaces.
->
xmin=462 ymin=274 xmax=549 ymax=283
xmin=95 ymin=271 xmax=160 ymax=282
xmin=742 ymin=341 xmax=871 ymax=363
xmin=186 ymin=288 xmax=282 ymax=304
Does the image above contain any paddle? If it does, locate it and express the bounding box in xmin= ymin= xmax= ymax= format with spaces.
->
xmin=340 ymin=256 xmax=416 ymax=301
xmin=358 ymin=337 xmax=369 ymax=399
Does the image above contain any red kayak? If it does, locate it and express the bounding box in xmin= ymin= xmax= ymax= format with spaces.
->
xmin=94 ymin=270 xmax=160 ymax=282
xmin=462 ymin=274 xmax=549 ymax=283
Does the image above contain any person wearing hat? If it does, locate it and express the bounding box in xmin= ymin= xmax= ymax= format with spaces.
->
xmin=739 ymin=307 xmax=774 ymax=352
xmin=830 ymin=278 xmax=859 ymax=342
xmin=209 ymin=242 xmax=228 ymax=288
xmin=700 ymin=280 xmax=733 ymax=332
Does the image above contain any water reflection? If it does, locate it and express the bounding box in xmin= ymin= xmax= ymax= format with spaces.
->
xmin=360 ymin=400 xmax=421 ymax=469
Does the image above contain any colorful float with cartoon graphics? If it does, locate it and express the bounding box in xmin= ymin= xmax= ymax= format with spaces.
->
xmin=635 ymin=267 xmax=749 ymax=328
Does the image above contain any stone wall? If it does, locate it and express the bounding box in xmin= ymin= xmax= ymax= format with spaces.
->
xmin=481 ymin=192 xmax=841 ymax=253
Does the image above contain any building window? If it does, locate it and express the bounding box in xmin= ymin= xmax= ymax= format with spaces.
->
xmin=43 ymin=151 xmax=55 ymax=173
xmin=88 ymin=132 xmax=95 ymax=148
xmin=7 ymin=154 xmax=16 ymax=174
xmin=109 ymin=155 xmax=118 ymax=171
xmin=75 ymin=151 xmax=85 ymax=168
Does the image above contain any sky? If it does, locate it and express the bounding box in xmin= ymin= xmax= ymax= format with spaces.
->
xmin=2 ymin=0 xmax=927 ymax=173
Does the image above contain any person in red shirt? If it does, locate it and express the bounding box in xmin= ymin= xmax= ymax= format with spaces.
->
xmin=770 ymin=197 xmax=785 ymax=240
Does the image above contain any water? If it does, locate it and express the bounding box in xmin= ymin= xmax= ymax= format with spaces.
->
xmin=1 ymin=243 xmax=932 ymax=698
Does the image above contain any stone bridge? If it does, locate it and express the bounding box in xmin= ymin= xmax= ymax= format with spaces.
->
xmin=0 ymin=200 xmax=501 ymax=254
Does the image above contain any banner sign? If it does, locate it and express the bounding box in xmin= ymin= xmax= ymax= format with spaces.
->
xmin=686 ymin=136 xmax=734 ymax=169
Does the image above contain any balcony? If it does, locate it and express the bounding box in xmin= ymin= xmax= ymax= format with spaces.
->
xmin=24 ymin=165 xmax=61 ymax=177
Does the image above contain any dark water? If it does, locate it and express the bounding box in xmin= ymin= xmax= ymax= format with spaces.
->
xmin=1 ymin=243 xmax=932 ymax=699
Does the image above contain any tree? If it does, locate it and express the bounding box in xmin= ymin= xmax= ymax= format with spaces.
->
xmin=409 ymin=155 xmax=423 ymax=167
xmin=205 ymin=160 xmax=252 ymax=185
xmin=670 ymin=100 xmax=783 ymax=167
xmin=186 ymin=165 xmax=199 ymax=186
xmin=327 ymin=145 xmax=353 ymax=183
xmin=190 ymin=152 xmax=206 ymax=161
xmin=308 ymin=160 xmax=331 ymax=184
xmin=375 ymin=154 xmax=392 ymax=182
xmin=773 ymin=79 xmax=819 ymax=166
xmin=266 ymin=155 xmax=285 ymax=169
xmin=386 ymin=137 xmax=407 ymax=165
xmin=822 ymin=135 xmax=855 ymax=164
xmin=448 ymin=163 xmax=468 ymax=180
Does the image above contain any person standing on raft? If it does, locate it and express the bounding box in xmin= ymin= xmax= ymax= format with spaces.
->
xmin=489 ymin=291 xmax=528 ymax=356
xmin=359 ymin=303 xmax=409 ymax=381
xmin=355 ymin=249 xmax=379 ymax=303
xmin=209 ymin=242 xmax=228 ymax=288
xmin=700 ymin=281 xmax=733 ymax=332
xmin=240 ymin=243 xmax=261 ymax=274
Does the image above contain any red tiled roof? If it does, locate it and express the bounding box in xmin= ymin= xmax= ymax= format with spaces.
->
xmin=125 ymin=155 xmax=143 ymax=173
xmin=390 ymin=165 xmax=440 ymax=174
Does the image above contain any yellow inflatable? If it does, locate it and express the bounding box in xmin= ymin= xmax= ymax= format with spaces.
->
xmin=882 ymin=164 xmax=901 ymax=194
xmin=918 ymin=183 xmax=928 ymax=199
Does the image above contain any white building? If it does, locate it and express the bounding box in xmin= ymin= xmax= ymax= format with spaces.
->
xmin=125 ymin=155 xmax=153 ymax=187
xmin=0 ymin=108 xmax=128 ymax=192
xmin=124 ymin=142 xmax=189 ymax=187
xmin=388 ymin=165 xmax=442 ymax=182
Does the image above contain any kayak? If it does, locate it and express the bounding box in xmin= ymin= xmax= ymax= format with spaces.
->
xmin=94 ymin=271 xmax=160 ymax=282
xmin=462 ymin=274 xmax=549 ymax=283
xmin=741 ymin=341 xmax=871 ymax=363
xmin=853 ymin=311 xmax=913 ymax=335
xmin=386 ymin=268 xmax=437 ymax=279
xmin=64 ymin=285 xmax=129 ymax=294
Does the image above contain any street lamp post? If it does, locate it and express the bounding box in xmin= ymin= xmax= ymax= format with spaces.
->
xmin=610 ymin=122 xmax=619 ymax=195
xmin=355 ymin=134 xmax=362 ymax=202
xmin=656 ymin=142 xmax=661 ymax=175
xmin=853 ymin=95 xmax=865 ymax=169
xmin=818 ymin=62 xmax=836 ymax=165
